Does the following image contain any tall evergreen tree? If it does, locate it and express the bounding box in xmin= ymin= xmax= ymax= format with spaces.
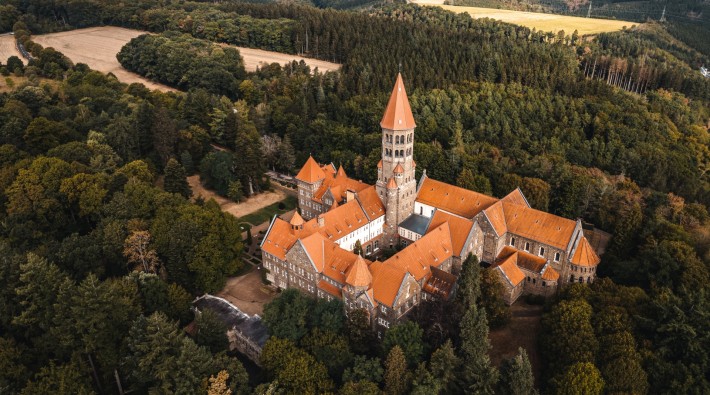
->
xmin=499 ymin=347 xmax=537 ymax=395
xmin=164 ymin=158 xmax=192 ymax=198
xmin=384 ymin=345 xmax=411 ymax=395
xmin=459 ymin=304 xmax=499 ymax=394
xmin=429 ymin=339 xmax=461 ymax=393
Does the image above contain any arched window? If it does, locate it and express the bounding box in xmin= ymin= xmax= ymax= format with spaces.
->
xmin=587 ymin=277 xmax=591 ymax=284
xmin=578 ymin=277 xmax=583 ymax=283
xmin=399 ymin=150 xmax=404 ymax=157
xmin=570 ymin=275 xmax=574 ymax=282
xmin=532 ymin=278 xmax=536 ymax=284
xmin=395 ymin=135 xmax=399 ymax=144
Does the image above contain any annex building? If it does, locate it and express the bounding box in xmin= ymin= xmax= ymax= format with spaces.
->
xmin=261 ymin=74 xmax=600 ymax=333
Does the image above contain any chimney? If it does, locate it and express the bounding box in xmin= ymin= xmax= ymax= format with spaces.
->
xmin=346 ymin=190 xmax=355 ymax=203
xmin=317 ymin=215 xmax=325 ymax=227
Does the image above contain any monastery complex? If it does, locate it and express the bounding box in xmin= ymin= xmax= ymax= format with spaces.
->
xmin=261 ymin=74 xmax=601 ymax=334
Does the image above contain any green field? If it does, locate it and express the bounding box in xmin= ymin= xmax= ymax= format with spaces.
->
xmin=239 ymin=195 xmax=297 ymax=225
xmin=415 ymin=2 xmax=636 ymax=35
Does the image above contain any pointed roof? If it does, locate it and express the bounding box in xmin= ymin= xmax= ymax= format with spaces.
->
xmin=336 ymin=165 xmax=347 ymax=178
xmin=502 ymin=188 xmax=530 ymax=208
xmin=387 ymin=177 xmax=398 ymax=189
xmin=393 ymin=163 xmax=404 ymax=174
xmin=571 ymin=237 xmax=601 ymax=267
xmin=377 ymin=160 xmax=383 ymax=169
xmin=541 ymin=265 xmax=560 ymax=281
xmin=380 ymin=73 xmax=416 ymax=131
xmin=345 ymin=255 xmax=372 ymax=287
xmin=289 ymin=211 xmax=305 ymax=226
xmin=295 ymin=156 xmax=326 ymax=183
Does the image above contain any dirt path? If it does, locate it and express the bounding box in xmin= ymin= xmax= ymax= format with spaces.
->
xmin=0 ymin=35 xmax=24 ymax=64
xmin=489 ymin=302 xmax=543 ymax=386
xmin=216 ymin=268 xmax=277 ymax=316
xmin=188 ymin=175 xmax=287 ymax=219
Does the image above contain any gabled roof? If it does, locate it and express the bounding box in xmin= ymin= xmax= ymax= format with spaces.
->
xmin=416 ymin=177 xmax=498 ymax=219
xmin=317 ymin=200 xmax=370 ymax=242
xmin=493 ymin=253 xmax=525 ymax=287
xmin=496 ymin=246 xmax=547 ymax=274
xmin=380 ymin=73 xmax=416 ymax=131
xmin=571 ymin=237 xmax=601 ymax=267
xmin=483 ymin=201 xmax=508 ymax=236
xmin=299 ymin=233 xmax=326 ymax=272
xmin=502 ymin=202 xmax=577 ymax=250
xmin=345 ymin=255 xmax=372 ymax=287
xmin=312 ymin=167 xmax=369 ymax=204
xmin=393 ymin=163 xmax=404 ymax=174
xmin=384 ymin=222 xmax=453 ymax=282
xmin=387 ymin=178 xmax=398 ymax=189
xmin=502 ymin=188 xmax=530 ymax=207
xmin=427 ymin=210 xmax=474 ymax=257
xmin=355 ymin=186 xmax=385 ymax=220
xmin=369 ymin=260 xmax=407 ymax=307
xmin=295 ymin=156 xmax=326 ymax=183
xmin=336 ymin=165 xmax=347 ymax=178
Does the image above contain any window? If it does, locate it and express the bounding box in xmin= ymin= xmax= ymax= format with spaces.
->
xmin=532 ymin=278 xmax=536 ymax=284
xmin=527 ymin=276 xmax=530 ymax=282
xmin=525 ymin=242 xmax=530 ymax=252
xmin=570 ymin=275 xmax=574 ymax=282
xmin=510 ymin=237 xmax=516 ymax=247
xmin=543 ymin=281 xmax=547 ymax=287
xmin=539 ymin=247 xmax=545 ymax=256
xmin=554 ymin=252 xmax=560 ymax=262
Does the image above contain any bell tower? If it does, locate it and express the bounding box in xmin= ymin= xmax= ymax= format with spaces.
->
xmin=376 ymin=73 xmax=417 ymax=247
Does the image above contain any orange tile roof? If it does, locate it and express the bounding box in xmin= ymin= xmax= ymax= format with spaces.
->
xmin=295 ymin=156 xmax=326 ymax=183
xmin=377 ymin=160 xmax=383 ymax=168
xmin=541 ymin=265 xmax=560 ymax=281
xmin=317 ymin=279 xmax=342 ymax=299
xmin=355 ymin=186 xmax=385 ymax=220
xmin=369 ymin=260 xmax=407 ymax=307
xmin=571 ymin=237 xmax=600 ymax=267
xmin=380 ymin=73 xmax=416 ymax=131
xmin=387 ymin=178 xmax=398 ymax=189
xmin=312 ymin=169 xmax=369 ymax=204
xmin=345 ymin=255 xmax=372 ymax=287
xmin=261 ymin=218 xmax=298 ymax=260
xmin=317 ymin=200 xmax=370 ymax=242
xmin=336 ymin=165 xmax=346 ymax=178
xmin=416 ymin=177 xmax=498 ymax=218
xmin=493 ymin=253 xmax=525 ymax=287
xmin=427 ymin=210 xmax=474 ymax=256
xmin=502 ymin=188 xmax=530 ymax=207
xmin=384 ymin=222 xmax=453 ymax=281
xmin=300 ymin=233 xmax=326 ymax=272
xmin=502 ymin=202 xmax=577 ymax=250
xmin=289 ymin=211 xmax=305 ymax=226
xmin=496 ymin=246 xmax=547 ymax=273
xmin=484 ymin=201 xmax=508 ymax=236
xmin=393 ymin=163 xmax=404 ymax=174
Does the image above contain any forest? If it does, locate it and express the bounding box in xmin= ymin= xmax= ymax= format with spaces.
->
xmin=1 ymin=0 xmax=710 ymax=393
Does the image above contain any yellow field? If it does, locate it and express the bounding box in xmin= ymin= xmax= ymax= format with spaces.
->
xmin=413 ymin=1 xmax=636 ymax=35
xmin=0 ymin=34 xmax=25 ymax=65
xmin=33 ymin=27 xmax=341 ymax=92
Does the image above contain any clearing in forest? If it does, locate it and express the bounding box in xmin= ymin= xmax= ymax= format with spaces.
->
xmin=0 ymin=34 xmax=24 ymax=64
xmin=32 ymin=26 xmax=340 ymax=92
xmin=412 ymin=1 xmax=635 ymax=35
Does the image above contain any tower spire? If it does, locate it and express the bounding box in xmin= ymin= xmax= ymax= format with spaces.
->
xmin=380 ymin=73 xmax=416 ymax=131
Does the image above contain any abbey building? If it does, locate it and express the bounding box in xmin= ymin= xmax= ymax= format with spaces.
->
xmin=261 ymin=74 xmax=600 ymax=333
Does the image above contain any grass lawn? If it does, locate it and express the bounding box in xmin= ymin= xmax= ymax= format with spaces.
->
xmin=239 ymin=195 xmax=297 ymax=225
xmin=418 ymin=3 xmax=635 ymax=35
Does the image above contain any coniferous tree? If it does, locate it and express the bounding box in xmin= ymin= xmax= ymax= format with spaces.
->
xmin=194 ymin=309 xmax=229 ymax=354
xmin=499 ymin=347 xmax=537 ymax=395
xmin=459 ymin=303 xmax=499 ymax=394
xmin=429 ymin=339 xmax=461 ymax=393
xmin=384 ymin=345 xmax=411 ymax=395
xmin=164 ymin=158 xmax=192 ymax=198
